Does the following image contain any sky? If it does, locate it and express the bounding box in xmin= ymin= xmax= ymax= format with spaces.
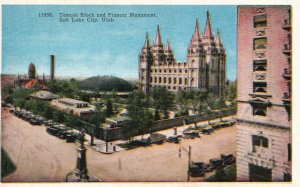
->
xmin=2 ymin=5 xmax=237 ymax=80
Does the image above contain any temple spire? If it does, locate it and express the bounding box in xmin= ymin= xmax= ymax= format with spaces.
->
xmin=192 ymin=19 xmax=201 ymax=41
xmin=166 ymin=39 xmax=172 ymax=51
xmin=204 ymin=11 xmax=213 ymax=38
xmin=154 ymin=25 xmax=163 ymax=46
xmin=144 ymin=32 xmax=150 ymax=48
xmin=216 ymin=28 xmax=222 ymax=44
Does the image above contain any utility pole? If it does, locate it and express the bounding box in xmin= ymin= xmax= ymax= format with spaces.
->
xmin=187 ymin=146 xmax=191 ymax=182
xmin=182 ymin=145 xmax=192 ymax=182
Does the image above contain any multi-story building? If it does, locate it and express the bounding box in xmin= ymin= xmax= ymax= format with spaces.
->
xmin=139 ymin=12 xmax=226 ymax=96
xmin=236 ymin=6 xmax=292 ymax=181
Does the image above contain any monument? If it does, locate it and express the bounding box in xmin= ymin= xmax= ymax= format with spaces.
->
xmin=66 ymin=131 xmax=101 ymax=182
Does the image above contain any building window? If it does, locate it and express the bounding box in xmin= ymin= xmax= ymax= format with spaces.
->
xmin=249 ymin=163 xmax=272 ymax=182
xmin=150 ymin=77 xmax=152 ymax=83
xmin=253 ymin=60 xmax=267 ymax=71
xmin=254 ymin=38 xmax=267 ymax=50
xmin=184 ymin=78 xmax=187 ymax=85
xmin=179 ymin=78 xmax=182 ymax=85
xmin=254 ymin=15 xmax=267 ymax=28
xmin=154 ymin=77 xmax=157 ymax=83
xmin=168 ymin=77 xmax=171 ymax=84
xmin=252 ymin=104 xmax=267 ymax=116
xmin=253 ymin=82 xmax=267 ymax=93
xmin=174 ymin=78 xmax=177 ymax=84
xmin=252 ymin=135 xmax=268 ymax=152
xmin=164 ymin=77 xmax=166 ymax=84
xmin=159 ymin=77 xmax=162 ymax=83
xmin=169 ymin=69 xmax=171 ymax=73
xmin=288 ymin=143 xmax=291 ymax=162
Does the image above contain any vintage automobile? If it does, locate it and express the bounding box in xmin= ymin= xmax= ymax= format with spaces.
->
xmin=29 ymin=118 xmax=41 ymax=125
xmin=201 ymin=126 xmax=214 ymax=134
xmin=183 ymin=131 xmax=200 ymax=139
xmin=209 ymin=158 xmax=224 ymax=170
xmin=35 ymin=116 xmax=48 ymax=125
xmin=65 ymin=130 xmax=80 ymax=143
xmin=147 ymin=133 xmax=167 ymax=144
xmin=167 ymin=135 xmax=182 ymax=143
xmin=221 ymin=154 xmax=235 ymax=165
xmin=190 ymin=163 xmax=205 ymax=177
xmin=46 ymin=126 xmax=59 ymax=135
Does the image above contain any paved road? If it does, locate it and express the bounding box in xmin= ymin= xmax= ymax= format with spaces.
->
xmin=2 ymin=108 xmax=236 ymax=182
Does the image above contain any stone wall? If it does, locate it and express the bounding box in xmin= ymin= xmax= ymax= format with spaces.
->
xmin=96 ymin=108 xmax=236 ymax=141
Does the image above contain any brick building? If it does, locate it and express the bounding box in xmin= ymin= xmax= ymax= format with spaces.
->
xmin=236 ymin=6 xmax=291 ymax=181
xmin=139 ymin=12 xmax=226 ymax=96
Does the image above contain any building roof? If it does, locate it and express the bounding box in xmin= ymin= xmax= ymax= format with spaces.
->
xmin=106 ymin=116 xmax=131 ymax=124
xmin=30 ymin=90 xmax=60 ymax=100
xmin=58 ymin=98 xmax=88 ymax=105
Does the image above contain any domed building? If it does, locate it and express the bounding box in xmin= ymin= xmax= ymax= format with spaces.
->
xmin=15 ymin=63 xmax=48 ymax=90
xmin=28 ymin=63 xmax=36 ymax=79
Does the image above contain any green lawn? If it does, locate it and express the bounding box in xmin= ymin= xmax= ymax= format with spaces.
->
xmin=1 ymin=148 xmax=17 ymax=178
xmin=205 ymin=164 xmax=236 ymax=182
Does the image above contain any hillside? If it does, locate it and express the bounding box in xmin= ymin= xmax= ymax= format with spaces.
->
xmin=80 ymin=75 xmax=133 ymax=92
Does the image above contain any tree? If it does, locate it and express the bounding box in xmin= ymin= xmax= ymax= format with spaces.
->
xmin=127 ymin=91 xmax=153 ymax=140
xmin=151 ymin=87 xmax=175 ymax=118
xmin=227 ymin=81 xmax=237 ymax=103
xmin=4 ymin=96 xmax=14 ymax=104
xmin=139 ymin=109 xmax=153 ymax=139
xmin=54 ymin=111 xmax=65 ymax=123
xmin=122 ymin=120 xmax=136 ymax=142
xmin=44 ymin=107 xmax=54 ymax=119
xmin=154 ymin=109 xmax=161 ymax=121
xmin=106 ymin=100 xmax=113 ymax=117
xmin=24 ymin=100 xmax=37 ymax=111
xmin=88 ymin=111 xmax=106 ymax=126
xmin=13 ymin=99 xmax=25 ymax=110
xmin=177 ymin=90 xmax=189 ymax=114
xmin=216 ymin=96 xmax=226 ymax=121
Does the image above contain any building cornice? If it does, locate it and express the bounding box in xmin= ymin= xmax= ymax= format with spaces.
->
xmin=236 ymin=118 xmax=290 ymax=130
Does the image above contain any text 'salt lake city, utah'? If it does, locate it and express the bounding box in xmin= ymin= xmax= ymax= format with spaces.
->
xmin=1 ymin=5 xmax=292 ymax=183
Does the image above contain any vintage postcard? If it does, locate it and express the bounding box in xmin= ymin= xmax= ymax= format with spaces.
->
xmin=1 ymin=0 xmax=298 ymax=186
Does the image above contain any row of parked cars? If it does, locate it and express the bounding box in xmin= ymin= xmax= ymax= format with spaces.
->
xmin=13 ymin=109 xmax=79 ymax=143
xmin=182 ymin=119 xmax=237 ymax=139
xmin=13 ymin=110 xmax=47 ymax=126
xmin=190 ymin=154 xmax=236 ymax=177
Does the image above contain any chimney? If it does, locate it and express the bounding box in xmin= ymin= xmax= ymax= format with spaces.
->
xmin=50 ymin=55 xmax=56 ymax=80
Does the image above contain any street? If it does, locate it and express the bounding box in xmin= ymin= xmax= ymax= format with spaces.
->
xmin=2 ymin=108 xmax=236 ymax=182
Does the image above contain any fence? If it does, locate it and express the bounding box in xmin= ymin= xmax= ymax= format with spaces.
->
xmin=96 ymin=108 xmax=236 ymax=141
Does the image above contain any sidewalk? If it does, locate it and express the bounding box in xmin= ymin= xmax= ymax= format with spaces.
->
xmin=84 ymin=115 xmax=236 ymax=154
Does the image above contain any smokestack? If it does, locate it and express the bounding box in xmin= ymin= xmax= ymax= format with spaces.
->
xmin=50 ymin=55 xmax=56 ymax=80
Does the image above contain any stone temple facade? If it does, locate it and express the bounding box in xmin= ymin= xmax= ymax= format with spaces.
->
xmin=139 ymin=12 xmax=226 ymax=96
xmin=236 ymin=6 xmax=291 ymax=181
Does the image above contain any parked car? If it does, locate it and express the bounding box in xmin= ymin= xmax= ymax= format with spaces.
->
xmin=65 ymin=131 xmax=80 ymax=143
xmin=201 ymin=126 xmax=214 ymax=134
xmin=167 ymin=135 xmax=182 ymax=143
xmin=147 ymin=133 xmax=167 ymax=144
xmin=209 ymin=158 xmax=224 ymax=170
xmin=30 ymin=118 xmax=41 ymax=125
xmin=35 ymin=116 xmax=48 ymax=124
xmin=221 ymin=154 xmax=235 ymax=165
xmin=183 ymin=131 xmax=200 ymax=139
xmin=190 ymin=163 xmax=205 ymax=177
